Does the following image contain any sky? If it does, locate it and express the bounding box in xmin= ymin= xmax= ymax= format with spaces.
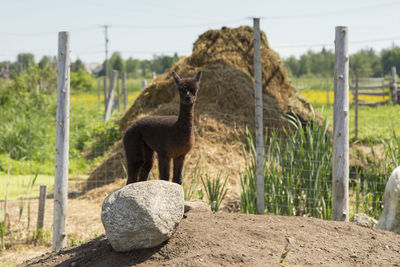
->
xmin=1 ymin=0 xmax=400 ymax=63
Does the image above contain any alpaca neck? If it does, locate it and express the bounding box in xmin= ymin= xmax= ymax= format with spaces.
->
xmin=176 ymin=103 xmax=194 ymax=130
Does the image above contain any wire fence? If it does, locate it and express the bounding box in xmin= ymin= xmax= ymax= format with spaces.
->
xmin=1 ymin=65 xmax=398 ymax=218
xmin=1 ymin=25 xmax=400 ymax=251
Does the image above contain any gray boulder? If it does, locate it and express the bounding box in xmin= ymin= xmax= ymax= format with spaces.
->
xmin=101 ymin=180 xmax=184 ymax=252
xmin=352 ymin=213 xmax=377 ymax=228
xmin=376 ymin=166 xmax=400 ymax=234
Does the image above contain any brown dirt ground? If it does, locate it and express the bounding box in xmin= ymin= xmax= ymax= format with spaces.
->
xmin=19 ymin=207 xmax=400 ymax=267
xmin=2 ymin=179 xmax=399 ymax=267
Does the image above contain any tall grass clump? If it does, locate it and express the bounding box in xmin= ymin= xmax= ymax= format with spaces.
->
xmin=182 ymin=157 xmax=202 ymax=200
xmin=240 ymin=115 xmax=333 ymax=219
xmin=354 ymin=133 xmax=399 ymax=218
xmin=200 ymin=172 xmax=228 ymax=212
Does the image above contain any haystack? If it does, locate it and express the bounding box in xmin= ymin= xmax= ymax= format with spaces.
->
xmin=84 ymin=26 xmax=313 ymax=193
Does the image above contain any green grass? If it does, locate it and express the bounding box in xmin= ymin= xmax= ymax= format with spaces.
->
xmin=0 ymin=174 xmax=54 ymax=200
xmin=296 ymin=75 xmax=399 ymax=143
xmin=311 ymin=103 xmax=400 ymax=142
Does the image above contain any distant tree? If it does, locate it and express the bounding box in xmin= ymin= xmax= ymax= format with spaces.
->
xmin=284 ymin=56 xmax=300 ymax=77
xmin=151 ymin=53 xmax=180 ymax=74
xmin=350 ymin=49 xmax=382 ymax=77
xmin=140 ymin=60 xmax=151 ymax=77
xmin=109 ymin=52 xmax=125 ymax=74
xmin=381 ymin=46 xmax=400 ymax=75
xmin=71 ymin=58 xmax=85 ymax=72
xmin=17 ymin=53 xmax=35 ymax=71
xmin=284 ymin=48 xmax=334 ymax=77
xmin=126 ymin=57 xmax=140 ymax=77
xmin=38 ymin=56 xmax=56 ymax=69
xmin=298 ymin=54 xmax=311 ymax=76
xmin=309 ymin=48 xmax=334 ymax=76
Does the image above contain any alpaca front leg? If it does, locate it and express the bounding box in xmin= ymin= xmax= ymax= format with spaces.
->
xmin=172 ymin=155 xmax=185 ymax=185
xmin=158 ymin=155 xmax=170 ymax=181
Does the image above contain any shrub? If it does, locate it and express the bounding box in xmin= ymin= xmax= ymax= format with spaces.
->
xmin=70 ymin=70 xmax=95 ymax=92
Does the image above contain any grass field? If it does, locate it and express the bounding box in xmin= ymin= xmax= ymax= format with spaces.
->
xmin=300 ymin=88 xmax=399 ymax=142
xmin=0 ymin=174 xmax=54 ymax=200
xmin=0 ymin=79 xmax=143 ymax=201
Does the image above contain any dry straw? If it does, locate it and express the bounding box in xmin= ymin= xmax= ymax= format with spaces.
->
xmin=85 ymin=26 xmax=314 ymax=193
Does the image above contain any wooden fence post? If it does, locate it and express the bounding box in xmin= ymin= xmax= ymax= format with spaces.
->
xmin=253 ymin=18 xmax=265 ymax=214
xmin=53 ymin=31 xmax=70 ymax=251
xmin=123 ymin=72 xmax=127 ymax=111
xmin=97 ymin=79 xmax=101 ymax=107
xmin=104 ymin=70 xmax=118 ymax=122
xmin=116 ymin=76 xmax=120 ymax=112
xmin=354 ymin=70 xmax=359 ymax=140
xmin=332 ymin=26 xmax=349 ymax=221
xmin=391 ymin=66 xmax=398 ymax=104
xmin=103 ymin=74 xmax=107 ymax=114
xmin=37 ymin=185 xmax=46 ymax=230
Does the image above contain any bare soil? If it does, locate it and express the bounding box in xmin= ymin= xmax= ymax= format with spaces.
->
xmin=15 ymin=202 xmax=400 ymax=267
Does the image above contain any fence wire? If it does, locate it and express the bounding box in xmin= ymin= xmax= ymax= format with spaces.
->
xmin=0 ymin=73 xmax=398 ymax=225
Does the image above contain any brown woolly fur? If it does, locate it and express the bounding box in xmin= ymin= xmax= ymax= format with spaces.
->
xmin=123 ymin=71 xmax=201 ymax=185
xmin=84 ymin=26 xmax=314 ymax=194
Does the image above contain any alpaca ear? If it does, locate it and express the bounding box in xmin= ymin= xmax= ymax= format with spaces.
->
xmin=194 ymin=71 xmax=202 ymax=83
xmin=171 ymin=71 xmax=181 ymax=84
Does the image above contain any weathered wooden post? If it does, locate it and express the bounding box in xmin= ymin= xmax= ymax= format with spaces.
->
xmin=37 ymin=185 xmax=46 ymax=231
xmin=123 ymin=72 xmax=127 ymax=111
xmin=332 ymin=26 xmax=349 ymax=221
xmin=253 ymin=17 xmax=265 ymax=214
xmin=354 ymin=70 xmax=359 ymax=140
xmin=103 ymin=74 xmax=107 ymax=114
xmin=53 ymin=31 xmax=70 ymax=250
xmin=116 ymin=76 xmax=120 ymax=112
xmin=97 ymin=79 xmax=101 ymax=107
xmin=391 ymin=66 xmax=398 ymax=104
xmin=105 ymin=70 xmax=118 ymax=121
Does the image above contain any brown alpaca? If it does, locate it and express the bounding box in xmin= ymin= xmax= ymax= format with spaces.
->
xmin=123 ymin=71 xmax=202 ymax=185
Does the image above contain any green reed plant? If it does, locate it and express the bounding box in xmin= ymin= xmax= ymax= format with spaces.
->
xmin=238 ymin=128 xmax=258 ymax=214
xmin=0 ymin=220 xmax=5 ymax=250
xmin=182 ymin=157 xmax=202 ymax=200
xmin=200 ymin=172 xmax=228 ymax=212
xmin=239 ymin=115 xmax=333 ymax=219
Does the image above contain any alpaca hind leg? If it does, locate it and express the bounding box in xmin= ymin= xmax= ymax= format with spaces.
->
xmin=138 ymin=144 xmax=154 ymax=182
xmin=123 ymin=128 xmax=144 ymax=185
xmin=158 ymin=154 xmax=170 ymax=181
xmin=172 ymin=155 xmax=185 ymax=185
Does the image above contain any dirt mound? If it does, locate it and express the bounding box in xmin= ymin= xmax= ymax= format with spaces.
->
xmin=21 ymin=210 xmax=400 ymax=266
xmin=85 ymin=26 xmax=313 ymax=192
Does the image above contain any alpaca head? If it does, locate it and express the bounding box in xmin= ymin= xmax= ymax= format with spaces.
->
xmin=172 ymin=71 xmax=202 ymax=105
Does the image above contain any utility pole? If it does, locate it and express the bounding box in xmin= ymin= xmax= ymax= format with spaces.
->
xmin=101 ymin=25 xmax=110 ymax=112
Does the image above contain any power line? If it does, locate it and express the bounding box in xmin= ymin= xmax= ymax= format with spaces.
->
xmin=261 ymin=1 xmax=400 ymax=20
xmin=113 ymin=18 xmax=247 ymax=29
xmin=274 ymin=35 xmax=400 ymax=49
xmin=0 ymin=26 xmax=98 ymax=37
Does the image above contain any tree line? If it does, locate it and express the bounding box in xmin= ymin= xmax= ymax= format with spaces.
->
xmin=284 ymin=46 xmax=400 ymax=78
xmin=97 ymin=52 xmax=181 ymax=78
xmin=0 ymin=52 xmax=181 ymax=79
